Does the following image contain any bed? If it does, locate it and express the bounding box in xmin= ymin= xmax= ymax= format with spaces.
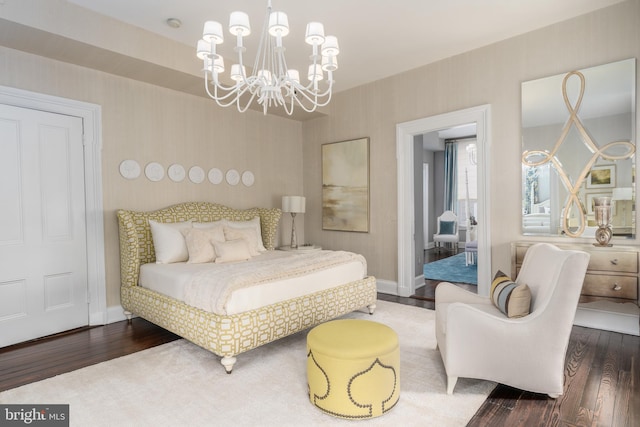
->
xmin=522 ymin=199 xmax=551 ymax=234
xmin=117 ymin=202 xmax=377 ymax=373
xmin=522 ymin=213 xmax=551 ymax=233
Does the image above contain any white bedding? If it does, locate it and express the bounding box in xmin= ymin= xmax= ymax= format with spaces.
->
xmin=139 ymin=250 xmax=367 ymax=315
xmin=523 ymin=213 xmax=551 ymax=233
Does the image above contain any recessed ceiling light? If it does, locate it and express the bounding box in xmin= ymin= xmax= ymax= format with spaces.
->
xmin=166 ymin=18 xmax=182 ymax=29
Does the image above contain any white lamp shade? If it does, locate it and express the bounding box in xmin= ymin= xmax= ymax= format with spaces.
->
xmin=212 ymin=57 xmax=225 ymax=73
xmin=268 ymin=11 xmax=289 ymax=37
xmin=230 ymin=64 xmax=246 ymax=82
xmin=612 ymin=187 xmax=633 ymax=200
xmin=305 ymin=22 xmax=325 ymax=45
xmin=282 ymin=196 xmax=306 ymax=213
xmin=287 ymin=69 xmax=300 ymax=84
xmin=308 ymin=64 xmax=323 ymax=82
xmin=321 ymin=55 xmax=338 ymax=72
xmin=229 ymin=11 xmax=251 ymax=36
xmin=321 ymin=35 xmax=339 ymax=56
xmin=196 ymin=39 xmax=212 ymax=59
xmin=203 ymin=21 xmax=224 ymax=44
xmin=257 ymin=69 xmax=273 ymax=84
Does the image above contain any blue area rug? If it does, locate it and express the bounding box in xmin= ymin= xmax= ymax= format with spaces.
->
xmin=423 ymin=253 xmax=477 ymax=285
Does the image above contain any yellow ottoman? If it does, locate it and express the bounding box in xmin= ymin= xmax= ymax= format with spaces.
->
xmin=306 ymin=319 xmax=400 ymax=419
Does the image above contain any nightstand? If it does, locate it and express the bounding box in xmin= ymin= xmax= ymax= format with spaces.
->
xmin=278 ymin=245 xmax=322 ymax=252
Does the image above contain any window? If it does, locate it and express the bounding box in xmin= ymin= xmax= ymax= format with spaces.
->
xmin=455 ymin=139 xmax=478 ymax=226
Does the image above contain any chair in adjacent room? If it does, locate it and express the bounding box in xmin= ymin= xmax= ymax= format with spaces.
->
xmin=433 ymin=211 xmax=459 ymax=253
xmin=435 ymin=243 xmax=590 ymax=398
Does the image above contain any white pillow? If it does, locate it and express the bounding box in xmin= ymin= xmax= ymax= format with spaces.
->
xmin=223 ymin=227 xmax=261 ymax=256
xmin=149 ymin=220 xmax=192 ymax=264
xmin=225 ymin=217 xmax=266 ymax=252
xmin=182 ymin=227 xmax=225 ymax=264
xmin=213 ymin=239 xmax=252 ymax=263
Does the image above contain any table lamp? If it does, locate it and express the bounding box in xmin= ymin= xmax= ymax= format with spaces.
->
xmin=593 ymin=196 xmax=612 ymax=246
xmin=282 ymin=196 xmax=305 ymax=249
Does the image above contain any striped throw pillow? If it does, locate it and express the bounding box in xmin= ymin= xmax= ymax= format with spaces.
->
xmin=491 ymin=271 xmax=531 ymax=318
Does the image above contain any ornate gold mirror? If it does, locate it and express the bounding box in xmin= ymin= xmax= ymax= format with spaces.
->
xmin=521 ymin=58 xmax=636 ymax=239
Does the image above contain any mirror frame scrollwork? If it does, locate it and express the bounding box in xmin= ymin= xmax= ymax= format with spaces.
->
xmin=521 ymin=59 xmax=636 ymax=239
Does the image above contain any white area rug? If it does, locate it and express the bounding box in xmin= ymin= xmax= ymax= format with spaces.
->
xmin=0 ymin=300 xmax=495 ymax=426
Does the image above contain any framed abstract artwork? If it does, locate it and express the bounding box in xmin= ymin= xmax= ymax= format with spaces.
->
xmin=586 ymin=164 xmax=616 ymax=189
xmin=322 ymin=137 xmax=370 ymax=232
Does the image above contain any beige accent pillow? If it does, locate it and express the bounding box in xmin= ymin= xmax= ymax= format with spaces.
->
xmin=225 ymin=217 xmax=266 ymax=252
xmin=149 ymin=220 xmax=192 ymax=264
xmin=490 ymin=270 xmax=531 ymax=318
xmin=213 ymin=239 xmax=252 ymax=263
xmin=182 ymin=227 xmax=225 ymax=264
xmin=223 ymin=226 xmax=261 ymax=256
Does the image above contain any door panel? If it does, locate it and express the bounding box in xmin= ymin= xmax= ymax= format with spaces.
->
xmin=0 ymin=104 xmax=87 ymax=347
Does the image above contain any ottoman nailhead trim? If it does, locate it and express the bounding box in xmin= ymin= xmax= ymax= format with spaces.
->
xmin=347 ymin=358 xmax=398 ymax=417
xmin=307 ymin=350 xmax=331 ymax=401
xmin=309 ymin=355 xmax=399 ymax=420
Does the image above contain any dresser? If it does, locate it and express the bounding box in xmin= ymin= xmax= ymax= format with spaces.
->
xmin=512 ymin=242 xmax=640 ymax=335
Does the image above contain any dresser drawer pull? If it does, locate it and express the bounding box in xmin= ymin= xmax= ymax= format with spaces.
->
xmin=612 ymin=284 xmax=622 ymax=291
xmin=610 ymin=259 xmax=619 ymax=266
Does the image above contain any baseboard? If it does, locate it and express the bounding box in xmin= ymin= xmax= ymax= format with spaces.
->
xmin=574 ymin=301 xmax=640 ymax=336
xmin=376 ymin=279 xmax=398 ymax=295
xmin=107 ymin=305 xmax=134 ymax=324
xmin=414 ymin=274 xmax=425 ymax=288
xmin=89 ymin=311 xmax=107 ymax=326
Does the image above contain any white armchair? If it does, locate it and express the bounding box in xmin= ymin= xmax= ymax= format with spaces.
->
xmin=433 ymin=211 xmax=459 ymax=253
xmin=435 ymin=243 xmax=590 ymax=398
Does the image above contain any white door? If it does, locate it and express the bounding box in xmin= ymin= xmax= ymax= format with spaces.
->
xmin=0 ymin=104 xmax=88 ymax=347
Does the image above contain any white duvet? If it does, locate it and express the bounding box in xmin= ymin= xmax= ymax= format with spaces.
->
xmin=139 ymin=250 xmax=367 ymax=315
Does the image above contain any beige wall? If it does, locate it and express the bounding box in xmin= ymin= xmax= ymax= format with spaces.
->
xmin=302 ymin=0 xmax=640 ymax=283
xmin=0 ymin=0 xmax=638 ymax=309
xmin=0 ymin=46 xmax=303 ymax=307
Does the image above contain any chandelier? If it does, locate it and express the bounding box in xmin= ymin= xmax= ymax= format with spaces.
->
xmin=196 ymin=0 xmax=339 ymax=116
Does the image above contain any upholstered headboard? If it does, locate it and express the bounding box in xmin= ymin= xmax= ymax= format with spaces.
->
xmin=117 ymin=202 xmax=282 ymax=288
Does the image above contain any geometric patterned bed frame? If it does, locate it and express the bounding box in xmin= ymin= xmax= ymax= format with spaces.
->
xmin=117 ymin=202 xmax=378 ymax=373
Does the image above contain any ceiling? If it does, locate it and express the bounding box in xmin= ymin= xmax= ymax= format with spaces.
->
xmin=66 ymin=0 xmax=623 ymax=94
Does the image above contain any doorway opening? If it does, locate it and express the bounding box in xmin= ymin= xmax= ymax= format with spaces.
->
xmin=396 ymin=105 xmax=491 ymax=297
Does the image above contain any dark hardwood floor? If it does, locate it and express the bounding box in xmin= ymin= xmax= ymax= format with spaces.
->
xmin=0 ymin=318 xmax=180 ymax=393
xmin=1 ymin=250 xmax=638 ymax=426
